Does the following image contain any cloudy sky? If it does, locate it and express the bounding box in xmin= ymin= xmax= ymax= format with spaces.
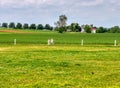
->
xmin=0 ymin=0 xmax=120 ymax=27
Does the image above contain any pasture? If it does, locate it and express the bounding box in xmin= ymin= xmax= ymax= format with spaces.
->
xmin=0 ymin=29 xmax=120 ymax=88
xmin=0 ymin=29 xmax=120 ymax=45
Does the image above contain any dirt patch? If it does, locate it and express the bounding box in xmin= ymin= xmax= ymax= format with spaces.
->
xmin=0 ymin=30 xmax=35 ymax=34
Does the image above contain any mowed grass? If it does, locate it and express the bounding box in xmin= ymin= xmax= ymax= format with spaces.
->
xmin=0 ymin=30 xmax=120 ymax=87
xmin=0 ymin=29 xmax=120 ymax=45
xmin=0 ymin=45 xmax=120 ymax=88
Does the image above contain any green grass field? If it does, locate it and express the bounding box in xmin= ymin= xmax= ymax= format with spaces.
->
xmin=0 ymin=29 xmax=120 ymax=45
xmin=0 ymin=29 xmax=120 ymax=88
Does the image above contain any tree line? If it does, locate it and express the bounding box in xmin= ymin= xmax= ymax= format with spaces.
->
xmin=54 ymin=15 xmax=120 ymax=33
xmin=0 ymin=15 xmax=120 ymax=33
xmin=0 ymin=22 xmax=53 ymax=30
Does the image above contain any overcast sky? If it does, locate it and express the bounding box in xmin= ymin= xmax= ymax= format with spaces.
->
xmin=0 ymin=0 xmax=120 ymax=27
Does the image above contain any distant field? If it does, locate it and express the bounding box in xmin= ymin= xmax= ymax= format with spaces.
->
xmin=0 ymin=29 xmax=120 ymax=45
xmin=0 ymin=29 xmax=120 ymax=88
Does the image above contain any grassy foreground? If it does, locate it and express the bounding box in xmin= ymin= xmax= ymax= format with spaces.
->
xmin=0 ymin=44 xmax=120 ymax=88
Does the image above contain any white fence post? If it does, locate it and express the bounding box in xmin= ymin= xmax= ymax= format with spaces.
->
xmin=51 ymin=38 xmax=54 ymax=45
xmin=48 ymin=38 xmax=54 ymax=45
xmin=81 ymin=39 xmax=84 ymax=46
xmin=14 ymin=39 xmax=16 ymax=45
xmin=114 ymin=40 xmax=116 ymax=46
xmin=48 ymin=39 xmax=51 ymax=45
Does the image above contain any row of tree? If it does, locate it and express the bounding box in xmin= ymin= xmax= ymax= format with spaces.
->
xmin=67 ymin=24 xmax=120 ymax=33
xmin=0 ymin=22 xmax=53 ymax=30
xmin=54 ymin=15 xmax=120 ymax=33
xmin=0 ymin=14 xmax=120 ymax=33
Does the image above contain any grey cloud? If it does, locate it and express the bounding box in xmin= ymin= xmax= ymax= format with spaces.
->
xmin=0 ymin=0 xmax=120 ymax=27
xmin=80 ymin=0 xmax=104 ymax=6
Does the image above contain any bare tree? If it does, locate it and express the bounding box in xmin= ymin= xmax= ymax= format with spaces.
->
xmin=59 ymin=15 xmax=67 ymax=27
xmin=55 ymin=15 xmax=67 ymax=33
xmin=55 ymin=15 xmax=67 ymax=28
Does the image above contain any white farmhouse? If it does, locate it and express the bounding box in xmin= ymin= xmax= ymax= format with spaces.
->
xmin=91 ymin=27 xmax=97 ymax=33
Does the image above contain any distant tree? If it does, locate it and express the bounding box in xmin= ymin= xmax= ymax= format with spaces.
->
xmin=9 ymin=22 xmax=15 ymax=28
xmin=23 ymin=23 xmax=29 ymax=29
xmin=16 ymin=23 xmax=22 ymax=29
xmin=70 ymin=23 xmax=75 ymax=32
xmin=55 ymin=15 xmax=67 ymax=33
xmin=97 ymin=26 xmax=107 ymax=33
xmin=57 ymin=27 xmax=66 ymax=33
xmin=70 ymin=23 xmax=80 ymax=32
xmin=44 ymin=24 xmax=51 ymax=30
xmin=55 ymin=21 xmax=60 ymax=28
xmin=2 ymin=23 xmax=8 ymax=28
xmin=66 ymin=25 xmax=71 ymax=31
xmin=29 ymin=24 xmax=36 ymax=29
xmin=84 ymin=25 xmax=91 ymax=33
xmin=109 ymin=26 xmax=120 ymax=33
xmin=50 ymin=27 xmax=53 ymax=30
xmin=37 ymin=24 xmax=43 ymax=30
xmin=59 ymin=15 xmax=67 ymax=27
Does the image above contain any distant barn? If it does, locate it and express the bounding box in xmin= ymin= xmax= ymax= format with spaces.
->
xmin=91 ymin=27 xmax=97 ymax=33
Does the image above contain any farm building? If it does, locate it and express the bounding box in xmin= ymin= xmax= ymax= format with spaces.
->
xmin=91 ymin=27 xmax=97 ymax=33
xmin=81 ymin=24 xmax=97 ymax=33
